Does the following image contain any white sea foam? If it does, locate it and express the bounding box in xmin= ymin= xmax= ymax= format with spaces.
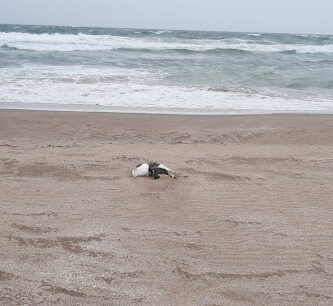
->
xmin=154 ymin=30 xmax=173 ymax=35
xmin=247 ymin=33 xmax=262 ymax=37
xmin=297 ymin=34 xmax=320 ymax=38
xmin=1 ymin=65 xmax=333 ymax=113
xmin=1 ymin=32 xmax=333 ymax=53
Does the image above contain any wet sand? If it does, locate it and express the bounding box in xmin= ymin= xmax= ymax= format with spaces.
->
xmin=0 ymin=110 xmax=333 ymax=305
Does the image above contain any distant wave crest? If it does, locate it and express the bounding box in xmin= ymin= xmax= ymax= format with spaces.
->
xmin=1 ymin=32 xmax=333 ymax=53
xmin=0 ymin=43 xmax=20 ymax=50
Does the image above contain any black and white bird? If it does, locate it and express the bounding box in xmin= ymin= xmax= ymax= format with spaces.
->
xmin=132 ymin=162 xmax=175 ymax=179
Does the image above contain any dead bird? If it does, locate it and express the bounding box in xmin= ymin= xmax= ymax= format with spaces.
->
xmin=132 ymin=162 xmax=175 ymax=179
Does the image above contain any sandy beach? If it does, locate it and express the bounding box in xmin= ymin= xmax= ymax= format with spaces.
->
xmin=0 ymin=110 xmax=333 ymax=305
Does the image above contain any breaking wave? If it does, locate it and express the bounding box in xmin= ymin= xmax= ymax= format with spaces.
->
xmin=1 ymin=24 xmax=333 ymax=114
xmin=1 ymin=32 xmax=333 ymax=53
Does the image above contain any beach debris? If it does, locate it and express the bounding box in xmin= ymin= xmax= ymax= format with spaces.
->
xmin=132 ymin=162 xmax=176 ymax=179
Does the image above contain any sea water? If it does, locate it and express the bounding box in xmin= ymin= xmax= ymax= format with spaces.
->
xmin=1 ymin=24 xmax=333 ymax=114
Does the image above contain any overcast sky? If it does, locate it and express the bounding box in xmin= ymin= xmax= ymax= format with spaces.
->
xmin=0 ymin=0 xmax=332 ymax=34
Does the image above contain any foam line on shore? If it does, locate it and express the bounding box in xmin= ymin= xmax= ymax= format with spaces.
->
xmin=1 ymin=102 xmax=333 ymax=116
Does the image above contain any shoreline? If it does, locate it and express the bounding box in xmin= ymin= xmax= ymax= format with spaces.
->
xmin=1 ymin=109 xmax=332 ymax=304
xmin=1 ymin=102 xmax=333 ymax=116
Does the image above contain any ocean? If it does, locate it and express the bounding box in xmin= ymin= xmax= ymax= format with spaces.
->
xmin=1 ymin=24 xmax=333 ymax=114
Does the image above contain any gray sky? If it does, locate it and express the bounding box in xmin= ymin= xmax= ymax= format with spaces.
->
xmin=0 ymin=0 xmax=332 ymax=34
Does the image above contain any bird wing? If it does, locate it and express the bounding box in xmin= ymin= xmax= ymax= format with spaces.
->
xmin=157 ymin=164 xmax=172 ymax=172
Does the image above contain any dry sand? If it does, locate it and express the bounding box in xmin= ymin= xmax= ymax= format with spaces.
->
xmin=0 ymin=110 xmax=333 ymax=305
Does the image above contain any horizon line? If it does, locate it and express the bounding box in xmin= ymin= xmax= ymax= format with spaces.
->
xmin=1 ymin=22 xmax=332 ymax=37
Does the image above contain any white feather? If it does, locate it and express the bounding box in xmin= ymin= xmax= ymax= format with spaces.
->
xmin=132 ymin=163 xmax=150 ymax=177
xmin=157 ymin=164 xmax=172 ymax=172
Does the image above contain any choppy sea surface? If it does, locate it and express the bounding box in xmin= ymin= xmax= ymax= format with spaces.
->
xmin=1 ymin=24 xmax=333 ymax=114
